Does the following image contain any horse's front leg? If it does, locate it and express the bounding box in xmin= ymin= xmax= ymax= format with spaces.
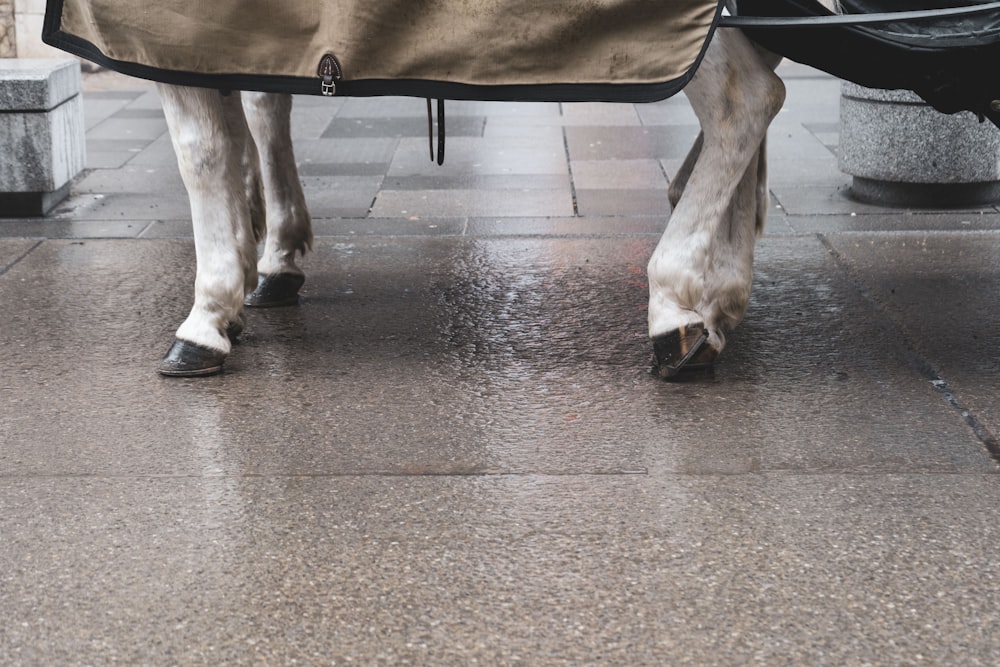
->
xmin=157 ymin=85 xmax=259 ymax=376
xmin=241 ymin=92 xmax=313 ymax=308
xmin=647 ymin=31 xmax=785 ymax=378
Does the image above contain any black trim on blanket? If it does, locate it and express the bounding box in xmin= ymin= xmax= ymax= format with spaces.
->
xmin=42 ymin=0 xmax=725 ymax=103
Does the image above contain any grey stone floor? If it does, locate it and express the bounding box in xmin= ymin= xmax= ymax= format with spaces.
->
xmin=3 ymin=63 xmax=1000 ymax=665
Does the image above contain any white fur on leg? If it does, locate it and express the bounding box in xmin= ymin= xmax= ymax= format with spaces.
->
xmin=159 ymin=83 xmax=257 ymax=354
xmin=697 ymin=147 xmax=764 ymax=352
xmin=241 ymin=92 xmax=312 ymax=278
xmin=647 ymin=30 xmax=785 ymax=352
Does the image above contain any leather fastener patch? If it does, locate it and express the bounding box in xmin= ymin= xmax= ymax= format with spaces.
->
xmin=318 ymin=53 xmax=343 ymax=96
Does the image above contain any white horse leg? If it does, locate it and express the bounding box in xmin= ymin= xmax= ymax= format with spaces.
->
xmin=157 ymin=85 xmax=258 ymax=376
xmin=647 ymin=30 xmax=785 ymax=378
xmin=692 ymin=144 xmax=764 ymax=362
xmin=668 ymin=131 xmax=703 ymax=210
xmin=241 ymin=92 xmax=313 ymax=307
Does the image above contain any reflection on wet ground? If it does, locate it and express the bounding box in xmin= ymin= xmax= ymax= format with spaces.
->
xmin=3 ymin=65 xmax=1000 ymax=664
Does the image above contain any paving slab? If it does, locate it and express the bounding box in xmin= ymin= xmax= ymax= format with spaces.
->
xmin=321 ymin=115 xmax=485 ymax=139
xmin=575 ymin=189 xmax=671 ymax=217
xmin=0 ymin=238 xmax=40 ymax=273
xmin=826 ymin=231 xmax=1000 ymax=433
xmin=370 ymin=189 xmax=575 ymax=218
xmin=1 ymin=236 xmax=992 ymax=480
xmin=565 ymin=125 xmax=701 ymax=161
xmin=3 ymin=474 xmax=1000 ymax=666
xmin=387 ymin=136 xmax=569 ymax=178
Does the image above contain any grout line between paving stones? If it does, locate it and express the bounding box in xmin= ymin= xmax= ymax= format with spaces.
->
xmin=0 ymin=240 xmax=44 ymax=277
xmin=817 ymin=232 xmax=1000 ymax=467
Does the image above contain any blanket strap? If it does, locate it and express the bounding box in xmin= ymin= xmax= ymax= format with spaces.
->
xmin=427 ymin=98 xmax=446 ymax=166
xmin=722 ymin=1 xmax=1000 ymax=28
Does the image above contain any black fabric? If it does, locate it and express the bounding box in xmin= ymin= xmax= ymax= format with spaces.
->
xmin=839 ymin=0 xmax=1000 ymax=39
xmin=738 ymin=0 xmax=1000 ymax=125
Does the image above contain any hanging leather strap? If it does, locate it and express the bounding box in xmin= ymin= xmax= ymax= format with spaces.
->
xmin=426 ymin=98 xmax=446 ymax=165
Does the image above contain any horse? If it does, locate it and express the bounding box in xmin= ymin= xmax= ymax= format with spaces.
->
xmin=153 ymin=23 xmax=787 ymax=379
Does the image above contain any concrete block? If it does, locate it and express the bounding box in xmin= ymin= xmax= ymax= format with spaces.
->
xmin=0 ymin=58 xmax=86 ymax=216
xmin=839 ymin=82 xmax=1000 ymax=207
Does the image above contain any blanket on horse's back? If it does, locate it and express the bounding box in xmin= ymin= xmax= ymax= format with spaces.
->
xmin=42 ymin=0 xmax=724 ymax=102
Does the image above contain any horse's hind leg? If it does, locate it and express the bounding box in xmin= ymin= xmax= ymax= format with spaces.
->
xmin=647 ymin=31 xmax=785 ymax=378
xmin=241 ymin=92 xmax=313 ymax=308
xmin=157 ymin=85 xmax=259 ymax=376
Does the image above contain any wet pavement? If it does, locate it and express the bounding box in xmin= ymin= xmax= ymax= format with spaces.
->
xmin=3 ymin=63 xmax=1000 ymax=664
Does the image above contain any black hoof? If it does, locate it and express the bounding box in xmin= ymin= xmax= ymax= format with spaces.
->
xmin=244 ymin=273 xmax=305 ymax=308
xmin=158 ymin=339 xmax=226 ymax=377
xmin=652 ymin=323 xmax=715 ymax=380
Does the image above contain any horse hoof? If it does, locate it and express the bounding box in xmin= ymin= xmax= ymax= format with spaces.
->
xmin=652 ymin=323 xmax=715 ymax=380
xmin=158 ymin=339 xmax=226 ymax=377
xmin=226 ymin=317 xmax=244 ymax=342
xmin=244 ymin=273 xmax=305 ymax=308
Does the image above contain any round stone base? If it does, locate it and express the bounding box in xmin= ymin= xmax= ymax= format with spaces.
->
xmin=839 ymin=82 xmax=1000 ymax=208
xmin=850 ymin=177 xmax=1000 ymax=209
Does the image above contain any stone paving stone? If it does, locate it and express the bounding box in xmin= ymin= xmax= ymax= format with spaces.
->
xmin=774 ymin=181 xmax=1000 ymax=216
xmin=0 ymin=238 xmax=39 ymax=273
xmin=302 ymin=176 xmax=384 ymax=218
xmin=779 ymin=77 xmax=845 ymax=126
xmin=574 ymin=189 xmax=670 ymax=217
xmin=565 ymin=125 xmax=700 ymax=161
xmin=82 ymin=96 xmax=132 ymax=131
xmin=571 ymin=159 xmax=667 ymax=190
xmin=337 ymin=97 xmax=561 ymax=119
xmin=290 ymin=103 xmax=346 ymax=140
xmin=321 ymin=115 xmax=485 ymax=138
xmin=3 ymin=473 xmax=1000 ymax=666
xmin=298 ymin=161 xmax=387 ymax=177
xmin=136 ymin=220 xmax=192 ymax=238
xmin=383 ymin=174 xmax=570 ymax=192
xmin=75 ymin=164 xmax=184 ymax=194
xmin=108 ymin=108 xmax=165 ymax=119
xmin=370 ymin=189 xmax=575 ymax=218
xmin=50 ymin=192 xmax=191 ymax=221
xmin=84 ymin=116 xmax=168 ymax=141
xmin=826 ymin=231 xmax=1000 ymax=433
xmin=465 ymin=216 xmax=665 ymax=236
xmin=294 ymin=137 xmax=399 ymax=167
xmin=767 ymin=119 xmax=843 ymax=187
xmin=125 ymin=135 xmax=183 ymax=167
xmin=311 ymin=217 xmax=467 ymax=237
xmin=1 ymin=237 xmax=989 ymax=478
xmin=0 ymin=219 xmax=146 ymax=238
xmin=634 ymin=97 xmax=699 ymax=126
xmin=85 ymin=137 xmax=153 ymax=169
xmin=559 ymin=102 xmax=642 ymax=126
xmin=387 ymin=136 xmax=568 ymax=177
xmin=482 ymin=120 xmax=565 ymax=141
xmin=786 ymin=212 xmax=1000 ymax=234
xmin=121 ymin=88 xmax=163 ymax=110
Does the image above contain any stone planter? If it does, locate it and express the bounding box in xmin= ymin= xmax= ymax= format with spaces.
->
xmin=839 ymin=81 xmax=1000 ymax=208
xmin=0 ymin=58 xmax=85 ymax=216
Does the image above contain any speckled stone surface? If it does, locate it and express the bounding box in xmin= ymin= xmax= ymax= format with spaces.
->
xmin=0 ymin=59 xmax=85 ymax=210
xmin=839 ymin=82 xmax=1000 ymax=185
xmin=3 ymin=64 xmax=1000 ymax=665
xmin=0 ymin=58 xmax=81 ymax=111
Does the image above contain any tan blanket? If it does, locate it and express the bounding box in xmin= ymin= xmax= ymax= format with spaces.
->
xmin=44 ymin=0 xmax=722 ymax=101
